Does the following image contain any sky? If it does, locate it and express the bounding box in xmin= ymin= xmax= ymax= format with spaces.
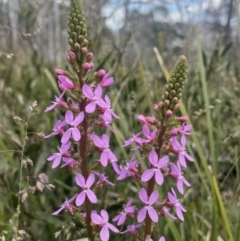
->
xmin=102 ymin=0 xmax=223 ymax=31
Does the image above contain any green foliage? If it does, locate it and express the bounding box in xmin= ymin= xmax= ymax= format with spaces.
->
xmin=1 ymin=5 xmax=240 ymax=241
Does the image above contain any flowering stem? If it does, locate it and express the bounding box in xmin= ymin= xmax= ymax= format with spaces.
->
xmin=144 ymin=123 xmax=167 ymax=237
xmin=78 ymin=70 xmax=94 ymax=241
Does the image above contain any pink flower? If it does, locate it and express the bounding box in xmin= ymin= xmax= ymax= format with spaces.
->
xmin=113 ymin=198 xmax=135 ymax=226
xmin=91 ymin=134 xmax=117 ymax=167
xmin=61 ymin=110 xmax=84 ymax=143
xmin=45 ymin=91 xmax=66 ymax=112
xmin=99 ymin=72 xmax=114 ymax=87
xmin=170 ymin=123 xmax=192 ymax=137
xmin=44 ymin=119 xmax=66 ymax=138
xmin=75 ymin=173 xmax=97 ymax=206
xmin=52 ymin=194 xmax=77 ymax=215
xmin=142 ymin=124 xmax=157 ymax=143
xmin=171 ymin=135 xmax=194 ymax=168
xmin=117 ymin=157 xmax=139 ymax=180
xmin=158 ymin=207 xmax=176 ymax=220
xmin=91 ymin=210 xmax=119 ymax=241
xmin=137 ymin=188 xmax=159 ymax=223
xmin=47 ymin=142 xmax=71 ymax=168
xmin=61 ymin=157 xmax=76 ymax=168
xmin=94 ymin=172 xmax=114 ymax=187
xmin=169 ymin=162 xmax=191 ymax=194
xmin=167 ymin=188 xmax=186 ymax=221
xmin=82 ymin=84 xmax=104 ymax=113
xmin=121 ymin=223 xmax=142 ymax=234
xmin=58 ymin=75 xmax=76 ymax=90
xmin=141 ymin=150 xmax=169 ymax=185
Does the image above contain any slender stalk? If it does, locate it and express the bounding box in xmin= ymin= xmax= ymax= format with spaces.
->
xmin=144 ymin=123 xmax=167 ymax=237
xmin=78 ymin=70 xmax=94 ymax=241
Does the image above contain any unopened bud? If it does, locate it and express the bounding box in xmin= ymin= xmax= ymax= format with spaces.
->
xmin=82 ymin=62 xmax=91 ymax=71
xmin=166 ymin=110 xmax=173 ymax=117
xmin=158 ymin=101 xmax=164 ymax=108
xmin=87 ymin=52 xmax=93 ymax=60
xmin=174 ymin=103 xmax=180 ymax=110
xmin=153 ymin=104 xmax=159 ymax=111
xmin=146 ymin=116 xmax=156 ymax=124
xmin=67 ymin=51 xmax=76 ymax=61
xmin=54 ymin=69 xmax=66 ymax=76
xmin=96 ymin=69 xmax=106 ymax=78
xmin=81 ymin=47 xmax=88 ymax=53
xmin=179 ymin=116 xmax=189 ymax=123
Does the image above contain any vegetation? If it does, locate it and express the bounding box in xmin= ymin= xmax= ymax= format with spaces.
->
xmin=0 ymin=0 xmax=240 ymax=240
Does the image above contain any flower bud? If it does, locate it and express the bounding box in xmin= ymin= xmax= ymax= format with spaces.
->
xmin=138 ymin=114 xmax=147 ymax=124
xmin=54 ymin=69 xmax=66 ymax=76
xmin=153 ymin=104 xmax=159 ymax=111
xmin=146 ymin=116 xmax=156 ymax=124
xmin=96 ymin=69 xmax=106 ymax=78
xmin=166 ymin=110 xmax=173 ymax=117
xmin=87 ymin=52 xmax=93 ymax=60
xmin=179 ymin=116 xmax=189 ymax=123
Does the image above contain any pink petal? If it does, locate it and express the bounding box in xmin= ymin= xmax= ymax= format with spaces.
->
xmin=73 ymin=111 xmax=84 ymax=126
xmin=91 ymin=134 xmax=105 ymax=148
xmin=139 ymin=188 xmax=148 ymax=203
xmin=87 ymin=189 xmax=97 ymax=203
xmin=91 ymin=213 xmax=103 ymax=225
xmin=72 ymin=128 xmax=80 ymax=141
xmin=76 ymin=192 xmax=86 ymax=206
xmin=52 ymin=156 xmax=61 ymax=168
xmin=102 ymin=134 xmax=109 ymax=146
xmin=61 ymin=142 xmax=71 ymax=152
xmin=101 ymin=209 xmax=109 ymax=222
xmin=95 ymin=85 xmax=102 ymax=98
xmin=86 ymin=102 xmax=96 ymax=113
xmin=168 ymin=192 xmax=176 ymax=203
xmin=185 ymin=152 xmax=194 ymax=162
xmin=141 ymin=169 xmax=155 ymax=182
xmin=108 ymin=223 xmax=119 ymax=233
xmin=155 ymin=170 xmax=164 ymax=185
xmin=75 ymin=173 xmax=85 ymax=187
xmin=137 ymin=207 xmax=147 ymax=222
xmin=100 ymin=225 xmax=109 ymax=241
xmin=181 ymin=135 xmax=186 ymax=148
xmin=86 ymin=173 xmax=95 ymax=187
xmin=149 ymin=150 xmax=158 ymax=165
xmin=52 ymin=206 xmax=65 ymax=215
xmin=177 ymin=179 xmax=184 ymax=194
xmin=148 ymin=190 xmax=159 ymax=205
xmin=158 ymin=155 xmax=169 ymax=168
xmin=61 ymin=130 xmax=71 ymax=143
xmin=148 ymin=206 xmax=158 ymax=222
xmin=176 ymin=207 xmax=184 ymax=221
xmin=65 ymin=110 xmax=74 ymax=124
xmin=142 ymin=124 xmax=150 ymax=136
xmin=83 ymin=84 xmax=94 ymax=99
xmin=179 ymin=154 xmax=187 ymax=168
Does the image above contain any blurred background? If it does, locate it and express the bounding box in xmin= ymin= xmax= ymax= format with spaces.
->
xmin=0 ymin=0 xmax=240 ymax=240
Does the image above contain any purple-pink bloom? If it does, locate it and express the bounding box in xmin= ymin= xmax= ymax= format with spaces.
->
xmin=99 ymin=95 xmax=120 ymax=121
xmin=141 ymin=150 xmax=169 ymax=185
xmin=113 ymin=198 xmax=135 ymax=226
xmin=117 ymin=157 xmax=139 ymax=180
xmin=61 ymin=157 xmax=76 ymax=168
xmin=75 ymin=173 xmax=97 ymax=206
xmin=171 ymin=135 xmax=194 ymax=168
xmin=158 ymin=206 xmax=177 ymax=220
xmin=91 ymin=209 xmax=119 ymax=241
xmin=169 ymin=162 xmax=191 ymax=194
xmin=94 ymin=172 xmax=114 ymax=187
xmin=44 ymin=119 xmax=66 ymax=138
xmin=47 ymin=142 xmax=71 ymax=168
xmin=159 ymin=237 xmax=165 ymax=241
xmin=45 ymin=91 xmax=66 ymax=112
xmin=137 ymin=188 xmax=159 ymax=223
xmin=99 ymin=72 xmax=114 ymax=87
xmin=61 ymin=110 xmax=84 ymax=143
xmin=52 ymin=194 xmax=77 ymax=215
xmin=167 ymin=188 xmax=186 ymax=221
xmin=170 ymin=123 xmax=192 ymax=137
xmin=58 ymin=75 xmax=76 ymax=90
xmin=121 ymin=223 xmax=142 ymax=234
xmin=91 ymin=134 xmax=117 ymax=167
xmin=142 ymin=124 xmax=157 ymax=143
xmin=123 ymin=132 xmax=144 ymax=147
xmin=97 ymin=114 xmax=114 ymax=132
xmin=82 ymin=84 xmax=104 ymax=113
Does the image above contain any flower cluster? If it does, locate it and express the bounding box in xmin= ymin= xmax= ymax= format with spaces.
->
xmin=44 ymin=1 xmax=193 ymax=241
xmin=109 ymin=56 xmax=194 ymax=241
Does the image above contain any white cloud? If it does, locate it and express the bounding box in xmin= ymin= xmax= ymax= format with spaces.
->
xmin=187 ymin=0 xmax=222 ymax=13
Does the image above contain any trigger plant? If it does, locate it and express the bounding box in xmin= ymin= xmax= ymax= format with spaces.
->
xmin=44 ymin=0 xmax=193 ymax=240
